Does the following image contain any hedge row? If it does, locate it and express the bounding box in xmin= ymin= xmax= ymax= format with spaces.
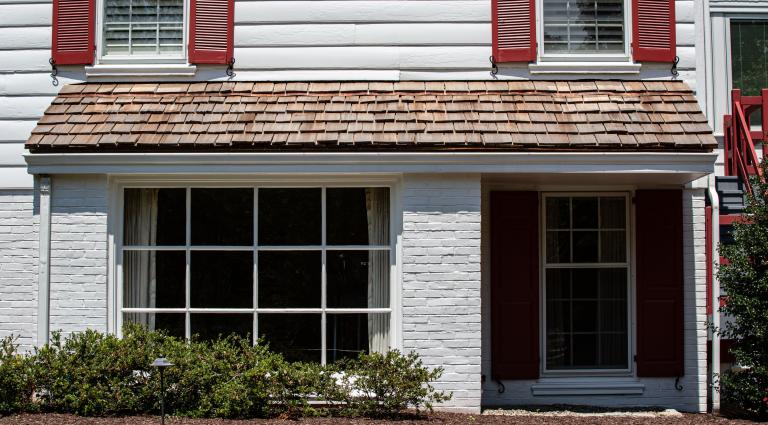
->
xmin=0 ymin=324 xmax=450 ymax=418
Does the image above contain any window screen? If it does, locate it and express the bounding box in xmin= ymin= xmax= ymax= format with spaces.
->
xmin=103 ymin=0 xmax=184 ymax=56
xmin=543 ymin=0 xmax=625 ymax=54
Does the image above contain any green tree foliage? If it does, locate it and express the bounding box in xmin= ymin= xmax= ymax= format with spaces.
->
xmin=717 ymin=161 xmax=768 ymax=420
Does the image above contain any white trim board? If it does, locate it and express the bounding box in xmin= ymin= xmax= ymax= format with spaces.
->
xmin=25 ymin=152 xmax=717 ymax=179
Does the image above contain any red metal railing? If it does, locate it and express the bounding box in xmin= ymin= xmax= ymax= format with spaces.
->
xmin=723 ymin=89 xmax=768 ymax=195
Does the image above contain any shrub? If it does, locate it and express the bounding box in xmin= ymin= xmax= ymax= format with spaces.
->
xmin=1 ymin=325 xmax=450 ymax=418
xmin=0 ymin=336 xmax=35 ymax=414
xmin=323 ymin=350 xmax=451 ymax=417
xmin=717 ymin=160 xmax=768 ymax=420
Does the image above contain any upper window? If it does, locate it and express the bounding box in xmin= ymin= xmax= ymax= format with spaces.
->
xmin=121 ymin=186 xmax=392 ymax=364
xmin=542 ymin=0 xmax=626 ymax=55
xmin=102 ymin=0 xmax=185 ymax=57
xmin=543 ymin=195 xmax=630 ymax=371
xmin=730 ymin=20 xmax=768 ymax=125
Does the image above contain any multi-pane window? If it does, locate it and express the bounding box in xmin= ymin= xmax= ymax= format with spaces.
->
xmin=544 ymin=195 xmax=629 ymax=370
xmin=103 ymin=0 xmax=184 ymax=56
xmin=542 ymin=0 xmax=625 ymax=54
xmin=121 ymin=186 xmax=391 ymax=364
xmin=731 ymin=20 xmax=768 ymax=125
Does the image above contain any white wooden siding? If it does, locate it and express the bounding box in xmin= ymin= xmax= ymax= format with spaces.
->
xmin=0 ymin=0 xmax=701 ymax=188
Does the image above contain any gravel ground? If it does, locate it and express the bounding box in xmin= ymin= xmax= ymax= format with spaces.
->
xmin=0 ymin=411 xmax=753 ymax=424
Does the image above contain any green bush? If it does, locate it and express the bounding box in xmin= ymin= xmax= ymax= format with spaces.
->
xmin=717 ymin=159 xmax=768 ymax=420
xmin=0 ymin=336 xmax=35 ymax=414
xmin=0 ymin=325 xmax=450 ymax=418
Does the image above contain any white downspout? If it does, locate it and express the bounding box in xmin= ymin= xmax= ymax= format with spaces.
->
xmin=37 ymin=175 xmax=52 ymax=346
xmin=707 ymin=174 xmax=721 ymax=412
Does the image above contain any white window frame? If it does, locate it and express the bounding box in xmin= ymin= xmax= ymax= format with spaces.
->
xmin=109 ymin=177 xmax=401 ymax=365
xmin=539 ymin=192 xmax=633 ymax=376
xmin=535 ymin=0 xmax=633 ymax=62
xmin=95 ymin=0 xmax=189 ymax=64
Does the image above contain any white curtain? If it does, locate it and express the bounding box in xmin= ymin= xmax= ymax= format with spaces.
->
xmin=365 ymin=188 xmax=389 ymax=354
xmin=124 ymin=189 xmax=158 ymax=330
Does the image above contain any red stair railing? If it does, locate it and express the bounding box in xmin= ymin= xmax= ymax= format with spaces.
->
xmin=723 ymin=89 xmax=768 ymax=195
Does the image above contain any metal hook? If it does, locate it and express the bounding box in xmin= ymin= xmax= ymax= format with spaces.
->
xmin=674 ymin=376 xmax=683 ymax=391
xmin=49 ymin=58 xmax=59 ymax=87
xmin=226 ymin=57 xmax=236 ymax=78
xmin=489 ymin=55 xmax=498 ymax=77
xmin=671 ymin=56 xmax=680 ymax=79
xmin=495 ymin=379 xmax=506 ymax=394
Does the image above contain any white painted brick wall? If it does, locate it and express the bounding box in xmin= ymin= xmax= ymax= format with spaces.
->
xmin=0 ymin=189 xmax=37 ymax=350
xmin=480 ymin=187 xmax=709 ymax=413
xmin=49 ymin=175 xmax=109 ymax=336
xmin=401 ymin=174 xmax=482 ymax=413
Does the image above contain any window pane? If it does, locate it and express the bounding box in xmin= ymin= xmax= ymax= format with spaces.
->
xmin=259 ymin=314 xmax=321 ymax=363
xmin=546 ymin=231 xmax=570 ymax=263
xmin=103 ymin=0 xmax=184 ymax=56
xmin=326 ymin=313 xmax=390 ymax=363
xmin=546 ymin=267 xmax=628 ymax=370
xmin=327 ymin=251 xmax=389 ymax=308
xmin=191 ymin=188 xmax=253 ymax=246
xmin=124 ymin=188 xmax=185 ymax=246
xmin=124 ymin=313 xmax=185 ymax=338
xmin=572 ymin=197 xmax=598 ymax=229
xmin=192 ymin=314 xmax=252 ymax=342
xmin=572 ymin=230 xmax=598 ymax=262
xmin=191 ymin=251 xmax=253 ymax=308
xmin=600 ymin=230 xmax=626 ymax=262
xmin=124 ymin=250 xmax=185 ymax=308
xmin=258 ymin=188 xmax=321 ymax=245
xmin=543 ymin=0 xmax=625 ymax=54
xmin=546 ymin=197 xmax=570 ymax=229
xmin=600 ymin=197 xmax=625 ymax=229
xmin=327 ymin=188 xmax=389 ymax=245
xmin=731 ymin=20 xmax=768 ymax=125
xmin=258 ymin=251 xmax=321 ymax=308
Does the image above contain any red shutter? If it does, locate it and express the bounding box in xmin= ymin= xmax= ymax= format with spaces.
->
xmin=636 ymin=189 xmax=684 ymax=377
xmin=492 ymin=0 xmax=537 ymax=62
xmin=188 ymin=0 xmax=234 ymax=64
xmin=490 ymin=191 xmax=539 ymax=380
xmin=51 ymin=0 xmax=94 ymax=65
xmin=632 ymin=0 xmax=676 ymax=62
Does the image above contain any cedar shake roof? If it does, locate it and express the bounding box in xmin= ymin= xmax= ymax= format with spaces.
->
xmin=26 ymin=81 xmax=717 ymax=152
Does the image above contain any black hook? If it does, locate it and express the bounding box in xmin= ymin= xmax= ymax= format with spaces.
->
xmin=674 ymin=376 xmax=683 ymax=391
xmin=226 ymin=57 xmax=236 ymax=78
xmin=495 ymin=379 xmax=506 ymax=394
xmin=671 ymin=56 xmax=680 ymax=79
xmin=489 ymin=55 xmax=498 ymax=77
xmin=49 ymin=58 xmax=59 ymax=87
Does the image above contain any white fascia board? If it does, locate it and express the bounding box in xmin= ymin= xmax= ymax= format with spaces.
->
xmin=25 ymin=151 xmax=717 ymax=177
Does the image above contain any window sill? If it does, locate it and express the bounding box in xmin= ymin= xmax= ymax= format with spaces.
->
xmin=85 ymin=64 xmax=197 ymax=78
xmin=529 ymin=62 xmax=641 ymax=75
xmin=531 ymin=378 xmax=645 ymax=396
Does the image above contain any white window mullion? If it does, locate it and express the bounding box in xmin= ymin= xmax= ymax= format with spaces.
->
xmin=185 ymin=187 xmax=191 ymax=341
xmin=253 ymin=188 xmax=259 ymax=346
xmin=320 ymin=187 xmax=327 ymax=365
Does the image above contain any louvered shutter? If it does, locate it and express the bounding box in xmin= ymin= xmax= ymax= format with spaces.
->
xmin=52 ymin=0 xmax=95 ymax=65
xmin=632 ymin=0 xmax=676 ymax=62
xmin=491 ymin=191 xmax=539 ymax=380
xmin=635 ymin=190 xmax=685 ymax=377
xmin=492 ymin=0 xmax=537 ymax=62
xmin=188 ymin=0 xmax=234 ymax=64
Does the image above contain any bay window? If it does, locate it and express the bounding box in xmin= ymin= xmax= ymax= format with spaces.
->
xmin=121 ymin=186 xmax=392 ymax=364
xmin=543 ymin=194 xmax=630 ymax=371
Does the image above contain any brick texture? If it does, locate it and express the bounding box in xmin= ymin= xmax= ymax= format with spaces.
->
xmin=0 ymin=189 xmax=38 ymax=350
xmin=49 ymin=175 xmax=109 ymax=336
xmin=401 ymin=174 xmax=482 ymax=412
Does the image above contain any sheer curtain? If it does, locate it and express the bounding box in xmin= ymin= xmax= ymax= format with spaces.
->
xmin=365 ymin=188 xmax=389 ymax=354
xmin=124 ymin=189 xmax=159 ymax=329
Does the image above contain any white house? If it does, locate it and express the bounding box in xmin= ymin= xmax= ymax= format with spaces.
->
xmin=3 ymin=0 xmax=764 ymax=413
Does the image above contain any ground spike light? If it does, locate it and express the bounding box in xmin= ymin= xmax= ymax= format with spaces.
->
xmin=151 ymin=357 xmax=173 ymax=425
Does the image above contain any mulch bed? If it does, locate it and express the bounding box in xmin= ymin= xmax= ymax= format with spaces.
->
xmin=0 ymin=412 xmax=754 ymax=424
